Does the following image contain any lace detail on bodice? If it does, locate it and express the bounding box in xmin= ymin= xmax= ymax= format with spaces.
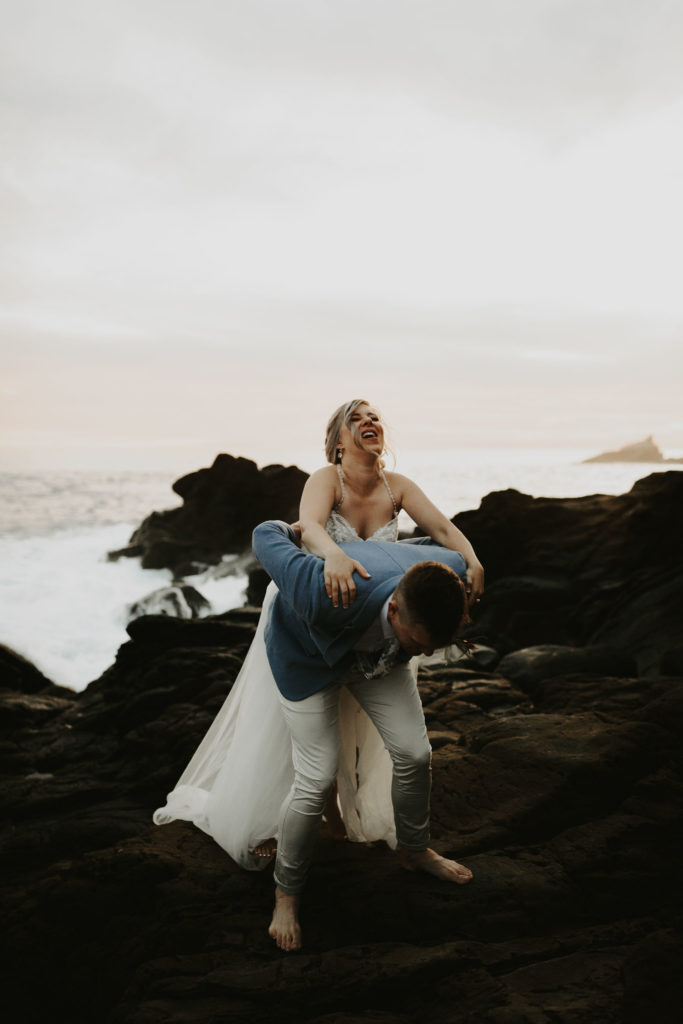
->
xmin=328 ymin=464 xmax=399 ymax=542
xmin=325 ymin=509 xmax=399 ymax=544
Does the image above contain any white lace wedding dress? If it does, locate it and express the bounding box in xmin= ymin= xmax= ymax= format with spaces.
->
xmin=153 ymin=492 xmax=406 ymax=871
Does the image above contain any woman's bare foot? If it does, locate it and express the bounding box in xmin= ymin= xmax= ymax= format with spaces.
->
xmin=268 ymin=887 xmax=302 ymax=952
xmin=251 ymin=837 xmax=277 ymax=858
xmin=398 ymin=847 xmax=473 ymax=884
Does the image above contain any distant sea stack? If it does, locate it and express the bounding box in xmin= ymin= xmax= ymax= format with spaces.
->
xmin=583 ymin=435 xmax=683 ymax=464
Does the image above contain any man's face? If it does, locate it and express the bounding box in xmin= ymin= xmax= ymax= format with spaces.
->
xmin=387 ymin=600 xmax=435 ymax=657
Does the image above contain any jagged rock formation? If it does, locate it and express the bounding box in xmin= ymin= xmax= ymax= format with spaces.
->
xmin=127 ymin=584 xmax=211 ymax=621
xmin=452 ymin=471 xmax=683 ymax=674
xmin=108 ymin=453 xmax=308 ymax=575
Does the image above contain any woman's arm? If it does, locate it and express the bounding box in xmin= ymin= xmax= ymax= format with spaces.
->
xmin=392 ymin=474 xmax=485 ymax=605
xmin=299 ymin=468 xmax=370 ymax=609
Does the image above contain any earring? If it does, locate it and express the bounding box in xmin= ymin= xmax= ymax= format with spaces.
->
xmin=335 ymin=447 xmax=343 ymax=464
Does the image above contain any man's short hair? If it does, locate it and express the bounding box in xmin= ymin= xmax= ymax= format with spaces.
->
xmin=395 ymin=561 xmax=468 ymax=647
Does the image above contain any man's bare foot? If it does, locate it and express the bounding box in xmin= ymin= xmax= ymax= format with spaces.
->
xmin=268 ymin=887 xmax=302 ymax=952
xmin=398 ymin=847 xmax=473 ymax=884
xmin=251 ymin=837 xmax=277 ymax=858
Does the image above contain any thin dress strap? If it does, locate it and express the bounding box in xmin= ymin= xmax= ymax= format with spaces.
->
xmin=335 ymin=463 xmax=346 ymax=509
xmin=379 ymin=468 xmax=399 ymax=518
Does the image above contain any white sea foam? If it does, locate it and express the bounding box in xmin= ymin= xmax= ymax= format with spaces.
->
xmin=0 ymin=523 xmax=247 ymax=692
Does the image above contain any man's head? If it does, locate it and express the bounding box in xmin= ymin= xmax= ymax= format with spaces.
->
xmin=387 ymin=561 xmax=468 ymax=656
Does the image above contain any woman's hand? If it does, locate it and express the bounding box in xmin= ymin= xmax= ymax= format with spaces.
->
xmin=465 ymin=561 xmax=485 ymax=607
xmin=324 ymin=550 xmax=371 ymax=609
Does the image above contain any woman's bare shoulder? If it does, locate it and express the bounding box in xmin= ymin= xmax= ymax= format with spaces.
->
xmin=302 ymin=465 xmax=339 ymax=498
xmin=306 ymin=465 xmax=337 ymax=485
xmin=384 ymin=470 xmax=417 ymax=496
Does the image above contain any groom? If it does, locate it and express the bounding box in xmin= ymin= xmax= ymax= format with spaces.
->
xmin=252 ymin=520 xmax=474 ymax=952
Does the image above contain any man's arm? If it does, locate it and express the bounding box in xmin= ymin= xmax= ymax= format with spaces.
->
xmin=397 ymin=536 xmax=439 ymax=546
xmin=252 ymin=520 xmax=326 ymax=625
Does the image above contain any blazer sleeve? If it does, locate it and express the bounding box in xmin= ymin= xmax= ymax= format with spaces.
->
xmin=252 ymin=520 xmax=326 ymax=625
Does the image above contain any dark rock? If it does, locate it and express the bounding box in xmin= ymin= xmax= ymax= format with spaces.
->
xmin=531 ymin=673 xmax=681 ymax=717
xmin=107 ymin=543 xmax=144 ymax=562
xmin=472 ymin=576 xmax=573 ymax=650
xmin=125 ymin=613 xmax=255 ymax=648
xmin=0 ymin=643 xmax=58 ymax=694
xmin=2 ymin=612 xmax=681 ymax=1022
xmin=467 ymin=644 xmax=500 ymax=671
xmin=497 ymin=644 xmax=637 ymax=693
xmin=0 ymin=690 xmax=76 ymax=728
xmin=127 ymin=584 xmax=211 ymax=621
xmin=450 ymin=471 xmax=683 ymax=672
xmin=113 ymin=454 xmax=308 ymax=574
xmin=661 ymin=648 xmax=683 ymax=675
xmin=246 ymin=565 xmax=271 ymax=606
xmin=621 ymin=929 xmax=683 ymax=1024
xmin=214 ymin=605 xmax=262 ymax=626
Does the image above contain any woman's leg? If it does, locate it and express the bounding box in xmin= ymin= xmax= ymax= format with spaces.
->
xmin=345 ymin=664 xmax=431 ymax=851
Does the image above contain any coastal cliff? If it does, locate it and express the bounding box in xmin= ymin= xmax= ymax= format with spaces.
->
xmin=2 ymin=469 xmax=682 ymax=1023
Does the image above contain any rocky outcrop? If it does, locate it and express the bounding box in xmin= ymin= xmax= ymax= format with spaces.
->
xmin=127 ymin=584 xmax=211 ymax=621
xmin=583 ymin=436 xmax=683 ymax=464
xmin=453 ymin=471 xmax=683 ymax=674
xmin=2 ymin=635 xmax=682 ymax=1020
xmin=108 ymin=454 xmax=308 ymax=575
xmin=3 ymin=471 xmax=683 ymax=1023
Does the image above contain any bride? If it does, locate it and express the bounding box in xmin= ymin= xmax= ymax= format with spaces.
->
xmin=153 ymin=399 xmax=484 ymax=868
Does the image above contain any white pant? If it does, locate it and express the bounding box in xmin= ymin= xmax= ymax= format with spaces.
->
xmin=274 ymin=664 xmax=432 ymax=894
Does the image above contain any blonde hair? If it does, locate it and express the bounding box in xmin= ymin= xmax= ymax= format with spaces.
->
xmin=324 ymin=399 xmax=392 ymax=466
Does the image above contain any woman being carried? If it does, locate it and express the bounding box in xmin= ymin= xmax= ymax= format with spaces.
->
xmin=153 ymin=399 xmax=484 ymax=866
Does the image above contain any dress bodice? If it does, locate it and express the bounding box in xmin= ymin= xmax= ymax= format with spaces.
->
xmin=324 ymin=509 xmax=399 ymax=544
xmin=324 ymin=463 xmax=399 ymax=544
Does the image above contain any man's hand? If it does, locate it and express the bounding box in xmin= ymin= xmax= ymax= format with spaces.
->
xmin=465 ymin=561 xmax=485 ymax=607
xmin=289 ymin=521 xmax=303 ymax=547
xmin=324 ymin=550 xmax=371 ymax=609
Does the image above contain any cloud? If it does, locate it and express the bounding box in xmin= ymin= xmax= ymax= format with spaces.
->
xmin=2 ymin=1 xmax=682 ymax=456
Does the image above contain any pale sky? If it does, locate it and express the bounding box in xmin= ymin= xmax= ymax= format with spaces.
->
xmin=2 ymin=0 xmax=682 ymax=470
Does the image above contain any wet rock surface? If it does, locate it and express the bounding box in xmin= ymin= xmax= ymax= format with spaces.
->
xmin=3 ymin=644 xmax=681 ymax=1021
xmin=3 ymin=470 xmax=683 ymax=1023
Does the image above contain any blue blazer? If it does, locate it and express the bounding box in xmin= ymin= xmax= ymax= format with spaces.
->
xmin=252 ymin=520 xmax=467 ymax=700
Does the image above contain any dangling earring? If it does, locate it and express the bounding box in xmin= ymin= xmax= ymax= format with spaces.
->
xmin=335 ymin=447 xmax=343 ymax=464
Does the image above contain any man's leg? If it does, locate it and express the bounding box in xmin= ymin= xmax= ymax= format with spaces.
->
xmin=346 ymin=665 xmax=473 ymax=884
xmin=270 ymin=683 xmax=341 ymax=950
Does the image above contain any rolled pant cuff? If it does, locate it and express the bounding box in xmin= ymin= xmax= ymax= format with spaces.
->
xmin=273 ymin=872 xmax=306 ymax=895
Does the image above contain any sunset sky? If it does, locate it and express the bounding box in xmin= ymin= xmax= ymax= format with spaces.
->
xmin=2 ymin=0 xmax=682 ymax=471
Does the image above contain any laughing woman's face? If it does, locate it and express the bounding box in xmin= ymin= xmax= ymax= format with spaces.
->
xmin=337 ymin=404 xmax=384 ymax=458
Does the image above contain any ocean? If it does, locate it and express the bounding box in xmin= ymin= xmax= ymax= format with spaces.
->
xmin=1 ymin=449 xmax=680 ymax=692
